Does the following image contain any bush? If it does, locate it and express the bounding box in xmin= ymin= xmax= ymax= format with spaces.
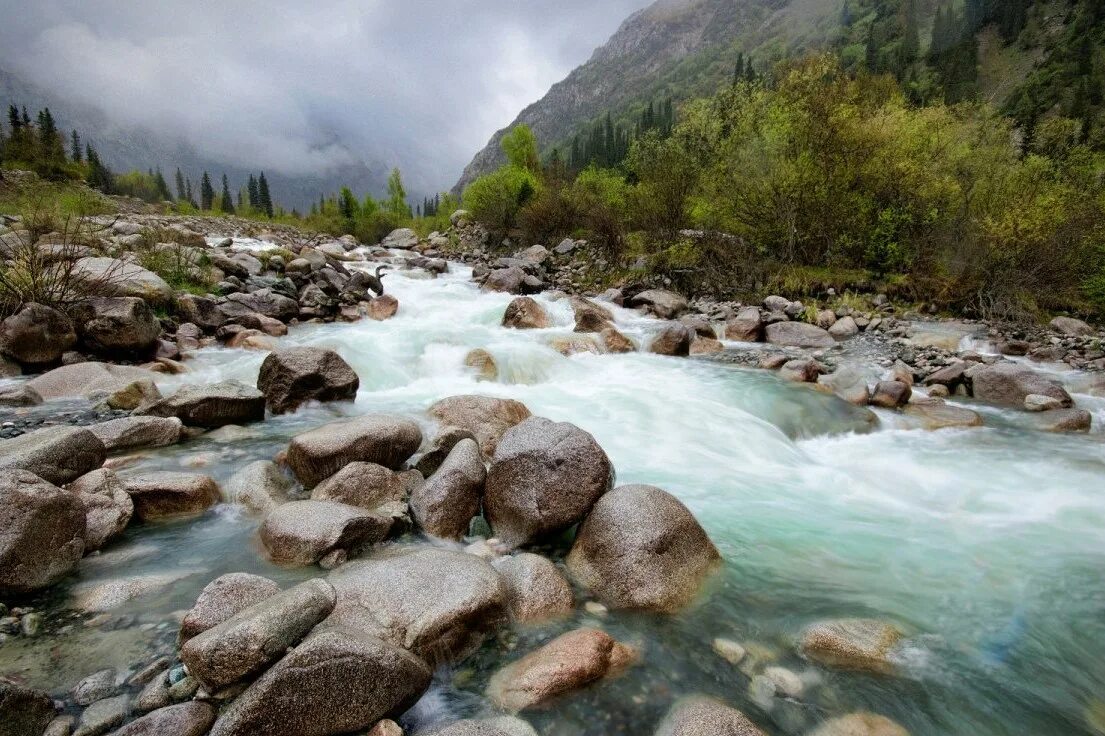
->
xmin=569 ymin=168 xmax=630 ymax=254
xmin=463 ymin=166 xmax=540 ymax=236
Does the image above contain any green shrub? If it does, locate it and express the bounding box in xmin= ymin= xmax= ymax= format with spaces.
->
xmin=463 ymin=166 xmax=540 ymax=236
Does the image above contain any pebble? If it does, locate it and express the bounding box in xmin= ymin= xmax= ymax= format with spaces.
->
xmin=764 ymin=665 xmax=805 ymax=698
xmin=584 ymin=601 xmax=608 ymax=616
xmin=73 ymin=669 xmax=118 ymax=706
xmin=712 ymin=638 xmax=746 ymax=665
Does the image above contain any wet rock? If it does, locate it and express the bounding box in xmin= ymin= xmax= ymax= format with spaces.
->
xmin=571 ymin=297 xmax=614 ymax=333
xmin=712 ymin=638 xmax=746 ymax=665
xmin=485 ymin=417 xmax=613 ymax=548
xmin=464 ymin=349 xmax=498 ymax=381
xmin=0 ymin=425 xmax=106 ymax=485
xmin=502 ymin=297 xmax=550 ymax=329
xmin=73 ymin=670 xmax=118 ymax=706
xmin=629 ymin=289 xmax=688 ymax=319
xmin=134 ymin=671 xmax=171 ymax=713
xmin=181 ymin=578 xmax=336 ymax=691
xmin=0 ymin=679 xmax=55 ymax=736
xmin=221 ymin=289 xmax=299 ymax=322
xmin=901 ymin=402 xmax=983 ymax=430
xmin=567 ymin=484 xmax=721 ymax=612
xmin=179 ymin=572 xmax=281 ymax=643
xmin=410 ymin=438 xmax=485 ymax=540
xmin=72 ymin=297 xmax=160 ymax=358
xmin=1050 ymin=316 xmax=1094 ymax=337
xmin=1028 ymin=408 xmax=1092 ymax=433
xmin=807 ymin=713 xmax=909 ymax=736
xmin=921 ymin=362 xmax=969 ymax=390
xmin=0 ymin=383 xmax=41 ymax=407
xmin=725 ymin=307 xmax=764 ymax=342
xmin=649 ymin=324 xmax=694 ymax=356
xmin=73 ymin=694 xmax=129 ymax=736
xmin=483 ymin=266 xmax=527 ymax=294
xmin=690 ymin=336 xmax=724 ymax=355
xmin=44 ymin=715 xmax=75 ymax=736
xmin=486 ymin=628 xmax=635 ymax=712
xmin=600 ymin=326 xmax=636 ymax=353
xmin=87 ymin=416 xmax=182 ymax=453
xmin=122 ymin=472 xmax=221 ymax=521
xmin=140 ymin=380 xmax=265 ymax=428
xmin=799 ymin=619 xmax=903 ymax=674
xmin=763 ymin=666 xmax=804 ymax=698
xmin=111 ymin=702 xmax=217 ymax=736
xmin=260 ymin=500 xmax=392 ymax=566
xmin=73 ymin=257 xmax=173 ymax=304
xmin=175 ymin=295 xmax=227 ymax=332
xmin=368 ymin=295 xmax=400 ymax=321
xmin=416 ymin=426 xmax=480 ymax=477
xmin=225 ymin=461 xmax=294 ymax=513
xmin=102 ymin=379 xmax=161 ymax=411
xmin=828 ymin=316 xmax=859 ymax=341
xmin=818 ymin=367 xmax=869 ymax=406
xmin=0 ymin=302 xmax=76 ymax=365
xmin=869 ymin=381 xmax=911 ymax=409
xmin=311 ymin=462 xmax=416 ymax=510
xmin=68 ymin=469 xmax=133 ymax=551
xmin=778 ymin=358 xmax=821 ymax=383
xmin=969 ymin=363 xmax=1072 ymax=408
xmin=0 ymin=470 xmax=86 ymax=595
xmin=326 ymin=546 xmax=507 ymax=666
xmin=492 ymin=552 xmax=574 ymax=623
xmin=72 ymin=570 xmax=197 ymax=612
xmin=286 ymin=414 xmax=422 ymax=488
xmin=427 ymin=720 xmax=532 ymax=736
xmin=428 ymin=395 xmax=531 ymax=456
xmin=1024 ymin=393 xmax=1064 ymax=412
xmin=25 ymin=363 xmax=156 ymax=402
xmin=655 ymin=696 xmax=767 ymax=736
xmin=257 ymin=347 xmax=360 ymax=414
xmin=765 ymin=322 xmax=835 ymax=349
xmin=206 ymin=627 xmax=430 ymax=736
xmin=549 ymin=334 xmax=602 ymax=355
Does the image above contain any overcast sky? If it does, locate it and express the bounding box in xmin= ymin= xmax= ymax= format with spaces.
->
xmin=0 ymin=0 xmax=653 ymax=192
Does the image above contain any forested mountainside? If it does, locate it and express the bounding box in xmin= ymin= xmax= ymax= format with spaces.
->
xmin=456 ymin=0 xmax=1105 ymax=190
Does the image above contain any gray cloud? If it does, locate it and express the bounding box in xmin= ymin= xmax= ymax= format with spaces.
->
xmin=0 ymin=0 xmax=652 ymax=193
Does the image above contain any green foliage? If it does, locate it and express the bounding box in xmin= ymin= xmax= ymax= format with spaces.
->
xmin=385 ymin=168 xmax=411 ymax=219
xmin=463 ymin=165 xmax=540 ymax=236
xmin=502 ymin=125 xmax=541 ymax=172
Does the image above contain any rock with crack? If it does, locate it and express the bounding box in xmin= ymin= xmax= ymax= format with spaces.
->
xmin=410 ymin=438 xmax=486 ymax=540
xmin=0 ymin=471 xmax=86 ymax=595
xmin=428 ymin=395 xmax=532 ymax=456
xmin=122 ymin=472 xmax=221 ymax=521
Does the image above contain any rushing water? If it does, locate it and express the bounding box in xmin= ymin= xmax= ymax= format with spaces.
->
xmin=3 ymin=250 xmax=1105 ymax=736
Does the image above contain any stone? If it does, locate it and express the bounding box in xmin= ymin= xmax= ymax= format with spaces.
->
xmin=725 ymin=307 xmax=764 ymax=342
xmin=122 ymin=472 xmax=221 ymax=521
xmin=0 ymin=425 xmax=106 ymax=485
xmin=818 ymin=367 xmax=870 ymax=406
xmin=902 ymin=402 xmax=983 ymax=430
xmin=807 ymin=713 xmax=910 ymax=736
xmin=286 ymin=414 xmax=422 ymax=488
xmin=73 ymin=694 xmax=129 ymax=736
xmin=570 ymin=297 xmax=614 ymax=333
xmin=425 ymin=722 xmax=515 ymax=736
xmin=73 ymin=670 xmax=118 ymax=706
xmin=567 ymin=484 xmax=721 ymax=612
xmin=486 ymin=628 xmax=635 ymax=712
xmin=87 ymin=416 xmax=182 ymax=453
xmin=654 ymin=696 xmax=767 ymax=736
xmin=1025 ymin=393 xmax=1064 ymax=412
xmin=1029 ymin=408 xmax=1092 ymax=433
xmin=492 ymin=553 xmax=574 ymax=623
xmin=970 ymin=363 xmax=1072 ymax=408
xmin=206 ymin=627 xmax=430 ymax=736
xmin=181 ymin=579 xmax=336 ymax=691
xmin=140 ymin=380 xmax=265 ymax=428
xmin=485 ymin=417 xmax=613 ymax=548
xmin=67 ymin=469 xmax=133 ymax=551
xmin=763 ymin=295 xmax=790 ymax=311
xmin=690 ymin=337 xmax=723 ymax=355
xmin=367 ymin=719 xmax=404 ymax=736
xmin=765 ymin=322 xmax=835 ymax=349
xmin=73 ymin=257 xmax=173 ymax=304
xmin=502 ymin=297 xmax=550 ymax=329
xmin=921 ymin=362 xmax=969 ymax=390
xmin=381 ymin=228 xmax=420 ymax=249
xmin=26 ymin=362 xmax=155 ymax=402
xmin=649 ymin=324 xmax=694 ymax=356
xmin=72 ymin=298 xmax=160 ymax=357
xmin=869 ymin=381 xmax=912 ymax=409
xmin=0 ymin=302 xmax=76 ymax=365
xmin=221 ymin=289 xmax=299 ymax=322
xmin=0 ymin=383 xmax=41 ymax=407
xmin=778 ymin=359 xmax=820 ymax=383
xmin=311 ymin=462 xmax=415 ymax=510
xmin=110 ymin=702 xmax=217 ymax=736
xmin=1050 ymin=316 xmax=1094 ymax=336
xmin=326 ymin=546 xmax=507 ymax=666
xmin=225 ymin=461 xmax=294 ymax=513
xmin=0 ymin=679 xmax=55 ymax=736
xmin=712 ymin=638 xmax=746 ymax=665
xmin=71 ymin=571 xmax=197 ymax=612
xmin=175 ymin=295 xmax=226 ymax=332
xmin=103 ymin=379 xmax=161 ymax=411
xmin=549 ymin=335 xmax=601 ymax=356
xmin=600 ymin=327 xmax=635 ymax=353
xmin=260 ymin=500 xmax=392 ymax=566
xmin=179 ymin=572 xmax=280 ymax=643
xmin=416 ymin=426 xmax=480 ymax=476
xmin=428 ymin=395 xmax=532 ymax=456
xmin=763 ymin=666 xmax=804 ymax=698
xmin=464 ymin=349 xmax=498 ymax=381
xmin=629 ymin=289 xmax=688 ymax=319
xmin=816 ymin=309 xmax=838 ymax=329
xmin=828 ymin=316 xmax=859 ymax=340
xmin=368 ymin=295 xmax=399 ymax=321
xmin=257 ymin=347 xmax=360 ymax=414
xmin=134 ymin=671 xmax=171 ymax=713
xmin=410 ymin=439 xmax=485 ymax=540
xmin=483 ymin=267 xmax=527 ymax=294
xmin=799 ymin=619 xmax=903 ymax=674
xmin=44 ymin=715 xmax=75 ymax=736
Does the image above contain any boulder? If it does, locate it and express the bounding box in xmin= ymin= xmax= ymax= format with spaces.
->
xmin=0 ymin=679 xmax=55 ymax=736
xmin=0 ymin=425 xmax=106 ymax=485
xmin=428 ymin=395 xmax=531 ymax=456
xmin=807 ymin=713 xmax=910 ymax=736
xmin=368 ymin=295 xmax=399 ymax=321
xmin=502 ymin=297 xmax=550 ymax=329
xmin=286 ymin=414 xmax=422 ymax=488
xmin=110 ymin=702 xmax=217 ymax=736
xmin=257 ymin=347 xmax=360 ymax=414
xmin=87 ymin=416 xmax=182 ymax=453
xmin=921 ymin=362 xmax=969 ymax=390
xmin=600 ymin=327 xmax=636 ymax=353
xmin=778 ymin=358 xmax=821 ymax=383
xmin=225 ymin=461 xmax=294 ymax=514
xmin=179 ymin=572 xmax=281 ymax=643
xmin=325 ymin=546 xmax=507 ymax=666
xmin=311 ymin=462 xmax=416 ymax=510
xmin=485 ymin=417 xmax=613 ymax=548
xmin=1050 ymin=316 xmax=1094 ymax=336
xmin=410 ymin=438 xmax=486 ymax=540
xmin=73 ymin=257 xmax=173 ymax=304
xmin=72 ymin=670 xmax=117 ymax=706
xmin=566 ymin=484 xmax=720 ymax=612
xmin=67 ymin=469 xmax=133 ymax=551
xmin=72 ymin=694 xmax=129 ymax=736
xmin=571 ymin=297 xmax=614 ymax=333
xmin=122 ymin=472 xmax=221 ymax=521
xmin=818 ymin=367 xmax=870 ymax=406
xmin=72 ymin=297 xmax=160 ymax=358
xmin=492 ymin=552 xmax=574 ymax=623
xmin=1028 ymin=408 xmax=1092 ymax=433
xmin=260 ymin=500 xmax=392 ymax=567
xmin=690 ymin=337 xmax=723 ymax=355
xmin=969 ymin=363 xmax=1072 ymax=408
xmin=654 ymin=696 xmax=767 ymax=736
xmin=140 ymin=380 xmax=265 ymax=428
xmin=0 ymin=383 xmax=41 ymax=407
xmin=828 ymin=316 xmax=859 ymax=341
xmin=1024 ymin=393 xmax=1064 ymax=412
xmin=765 ymin=322 xmax=835 ymax=349
xmin=629 ymin=289 xmax=688 ymax=319
xmin=103 ymin=378 xmax=161 ymax=411
xmin=486 ymin=628 xmax=635 ymax=712
xmin=0 ymin=302 xmax=76 ymax=365
xmin=799 ymin=618 xmax=903 ymax=674
xmin=649 ymin=324 xmax=694 ymax=357
xmin=206 ymin=627 xmax=430 ymax=736
xmin=0 ymin=470 xmax=86 ymax=594
xmin=381 ymin=228 xmax=420 ymax=249
xmin=425 ymin=722 xmax=516 ymax=736
xmin=725 ymin=307 xmax=764 ymax=342
xmin=181 ymin=579 xmax=336 ymax=691
xmin=26 ymin=362 xmax=156 ymax=402
xmin=175 ymin=295 xmax=227 ymax=332
xmin=902 ymin=402 xmax=983 ymax=430
xmin=220 ymin=289 xmax=299 ymax=322
xmin=869 ymin=381 xmax=912 ymax=409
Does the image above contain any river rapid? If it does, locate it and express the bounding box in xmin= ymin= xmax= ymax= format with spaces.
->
xmin=3 ymin=248 xmax=1105 ymax=736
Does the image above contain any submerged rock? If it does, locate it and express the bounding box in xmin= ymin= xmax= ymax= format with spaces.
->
xmin=225 ymin=460 xmax=294 ymax=514
xmin=799 ymin=618 xmax=903 ymax=675
xmin=654 ymin=696 xmax=767 ymax=736
xmin=807 ymin=713 xmax=910 ymax=736
xmin=72 ymin=693 xmax=130 ymax=736
xmin=0 ymin=425 xmax=106 ymax=485
xmin=257 ymin=347 xmax=360 ymax=414
xmin=901 ymin=402 xmax=983 ymax=430
xmin=428 ymin=395 xmax=532 ymax=456
xmin=410 ymin=438 xmax=486 ymax=540
xmin=179 ymin=572 xmax=281 ymax=643
xmin=286 ymin=414 xmax=422 ymax=488
xmin=140 ymin=380 xmax=265 ymax=428
xmin=0 ymin=470 xmax=86 ymax=595
xmin=260 ymin=500 xmax=392 ymax=567
xmin=122 ymin=472 xmax=221 ymax=521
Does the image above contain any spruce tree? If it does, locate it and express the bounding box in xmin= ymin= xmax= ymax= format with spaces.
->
xmin=257 ymin=172 xmax=273 ymax=217
xmin=154 ymin=167 xmax=172 ymax=201
xmin=221 ymin=174 xmax=235 ymax=214
xmin=70 ymin=130 xmax=82 ymax=162
xmin=185 ymin=179 xmax=194 ymax=207
xmin=247 ymin=174 xmax=259 ymax=210
xmin=175 ymin=168 xmax=186 ymax=200
xmin=199 ymin=171 xmax=215 ymax=210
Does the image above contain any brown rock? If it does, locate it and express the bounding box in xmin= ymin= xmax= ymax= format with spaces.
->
xmin=286 ymin=414 xmax=422 ymax=488
xmin=428 ymin=395 xmax=531 ymax=456
xmin=368 ymin=295 xmax=399 ymax=320
xmin=140 ymin=380 xmax=265 ymax=428
xmin=260 ymin=500 xmax=392 ymax=567
xmin=654 ymin=696 xmax=767 ymax=736
xmin=311 ymin=462 xmax=414 ymax=510
xmin=807 ymin=713 xmax=910 ymax=736
xmin=570 ymin=297 xmax=613 ymax=333
xmin=765 ymin=321 xmax=835 ymax=348
xmin=0 ymin=679 xmax=56 ymax=736
xmin=492 ymin=553 xmax=574 ymax=623
xmin=0 ymin=425 xmax=106 ymax=485
xmin=464 ymin=349 xmax=498 ymax=381
xmin=122 ymin=472 xmax=221 ymax=521
xmin=724 ymin=307 xmax=763 ymax=342
xmin=110 ymin=702 xmax=217 ymax=736
xmin=67 ymin=469 xmax=133 ymax=551
xmin=257 ymin=347 xmax=360 ymax=414
xmin=502 ymin=297 xmax=550 ymax=329
xmin=410 ymin=438 xmax=485 ymax=540
xmin=0 ymin=302 xmax=76 ymax=365
xmin=87 ymin=416 xmax=182 ymax=453
xmin=0 ymin=471 xmax=86 ymax=594
xmin=690 ymin=337 xmax=723 ymax=355
xmin=799 ymin=618 xmax=903 ymax=674
xmin=649 ymin=324 xmax=693 ymax=356
xmin=600 ymin=327 xmax=635 ymax=353
xmin=969 ymin=362 xmax=1072 ymax=408
xmin=869 ymin=381 xmax=912 ymax=409
xmin=416 ymin=426 xmax=480 ymax=477
xmin=225 ymin=460 xmax=294 ymax=514
xmin=73 ymin=297 xmax=161 ymax=358
xmin=179 ymin=572 xmax=280 ymax=643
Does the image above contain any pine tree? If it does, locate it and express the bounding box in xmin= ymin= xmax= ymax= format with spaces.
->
xmin=185 ymin=178 xmax=194 ymax=207
xmin=902 ymin=0 xmax=920 ymax=66
xmin=70 ymin=130 xmax=82 ymax=162
xmin=734 ymin=52 xmax=745 ymax=86
xmin=86 ymin=144 xmax=114 ymax=192
xmin=175 ymin=168 xmax=186 ymax=200
xmin=257 ymin=172 xmax=273 ymax=217
xmin=221 ymin=174 xmax=235 ymax=214
xmin=154 ymin=167 xmax=172 ymax=201
xmin=866 ymin=22 xmax=880 ymax=72
xmin=199 ymin=171 xmax=215 ymax=210
xmin=247 ymin=174 xmax=259 ymax=210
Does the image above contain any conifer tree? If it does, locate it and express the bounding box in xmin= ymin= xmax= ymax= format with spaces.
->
xmin=221 ymin=174 xmax=235 ymax=214
xmin=247 ymin=174 xmax=259 ymax=210
xmin=154 ymin=167 xmax=172 ymax=201
xmin=257 ymin=172 xmax=273 ymax=217
xmin=175 ymin=168 xmax=186 ymax=200
xmin=199 ymin=171 xmax=215 ymax=210
xmin=70 ymin=130 xmax=82 ymax=162
xmin=185 ymin=178 xmax=194 ymax=207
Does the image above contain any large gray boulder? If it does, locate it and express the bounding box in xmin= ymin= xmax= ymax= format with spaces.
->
xmin=206 ymin=627 xmax=430 ymax=736
xmin=724 ymin=306 xmax=763 ymax=342
xmin=484 ymin=417 xmax=613 ymax=548
xmin=175 ymin=294 xmax=227 ymax=331
xmin=381 ymin=228 xmax=420 ymax=249
xmin=654 ymin=696 xmax=767 ymax=736
xmin=765 ymin=321 xmax=835 ymax=348
xmin=649 ymin=324 xmax=694 ymax=357
xmin=220 ymin=289 xmax=299 ymax=322
xmin=0 ymin=470 xmax=86 ymax=595
xmin=286 ymin=414 xmax=422 ymax=488
xmin=969 ymin=362 xmax=1072 ymax=408
xmin=110 ymin=702 xmax=217 ymax=736
xmin=483 ymin=266 xmax=527 ymax=294
xmin=225 ymin=461 xmax=294 ymax=514
xmin=122 ymin=472 xmax=221 ymax=521
xmin=310 ymin=462 xmax=416 ymax=510
xmin=73 ymin=257 xmax=173 ymax=305
xmin=428 ymin=395 xmax=531 ymax=455
xmin=181 ymin=579 xmax=336 ymax=692
xmin=140 ymin=380 xmax=265 ymax=428
xmin=1049 ymin=316 xmax=1094 ymax=336
xmin=0 ymin=302 xmax=76 ymax=365
xmin=259 ymin=500 xmax=392 ymax=567
xmin=179 ymin=572 xmax=281 ymax=643
xmin=566 ymin=484 xmax=721 ymax=612
xmin=0 ymin=679 xmax=56 ymax=736
xmin=325 ymin=546 xmax=507 ymax=666
xmin=492 ymin=553 xmax=574 ymax=623
xmin=257 ymin=347 xmax=360 ymax=414
xmin=0 ymin=425 xmax=106 ymax=485
xmin=628 ymin=289 xmax=688 ymax=319
xmin=87 ymin=416 xmax=182 ymax=453
xmin=410 ymin=438 xmax=486 ymax=540
xmin=25 ymin=362 xmax=156 ymax=401
xmin=67 ymin=469 xmax=133 ymax=551
xmin=72 ymin=297 xmax=161 ymax=358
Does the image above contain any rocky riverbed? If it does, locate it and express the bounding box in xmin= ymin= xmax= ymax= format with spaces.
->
xmin=2 ymin=211 xmax=1105 ymax=736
